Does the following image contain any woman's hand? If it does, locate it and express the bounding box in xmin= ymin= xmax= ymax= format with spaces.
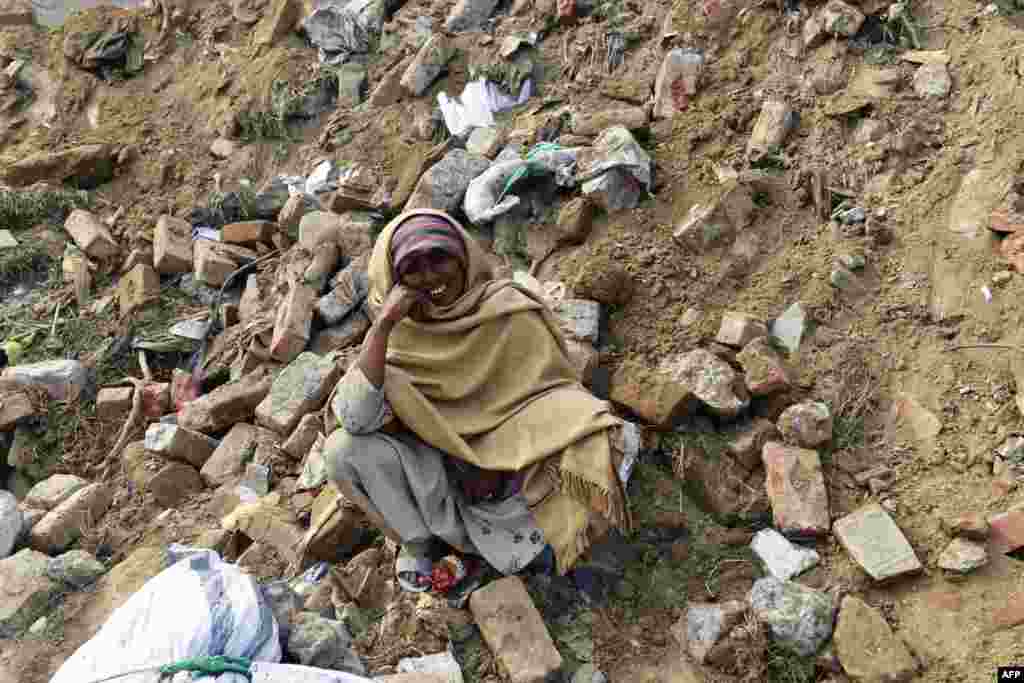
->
xmin=378 ymin=285 xmax=424 ymax=327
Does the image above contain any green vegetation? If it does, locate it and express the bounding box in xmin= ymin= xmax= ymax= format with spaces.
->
xmin=238 ymin=68 xmax=342 ymax=142
xmin=0 ymin=188 xmax=91 ymax=233
xmin=766 ymin=642 xmax=817 ymax=683
xmin=882 ymin=2 xmax=924 ymax=49
xmin=0 ymin=240 xmax=52 ymax=291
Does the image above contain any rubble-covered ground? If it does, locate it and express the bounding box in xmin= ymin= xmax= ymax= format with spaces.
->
xmin=1 ymin=0 xmax=1024 ymax=681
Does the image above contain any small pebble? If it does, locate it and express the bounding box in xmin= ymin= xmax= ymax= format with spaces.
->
xmin=839 ymin=207 xmax=866 ymax=224
xmin=881 ymin=498 xmax=897 ymax=513
xmin=28 ymin=617 xmax=47 ymax=635
xmin=830 ymin=267 xmax=854 ymax=290
xmin=839 ymin=253 xmax=866 ymax=270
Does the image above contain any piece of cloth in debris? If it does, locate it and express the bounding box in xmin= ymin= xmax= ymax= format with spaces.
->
xmin=327 ymin=208 xmax=630 ymax=574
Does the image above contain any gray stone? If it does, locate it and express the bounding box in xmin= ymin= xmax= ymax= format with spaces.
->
xmin=397 ymin=651 xmax=464 ymax=680
xmin=242 ymin=463 xmax=271 ymax=496
xmin=255 ymin=352 xmax=343 ymax=436
xmin=829 ymin=266 xmax=855 ymax=290
xmin=46 ymin=549 xmax=105 ymax=588
xmin=261 ymin=580 xmax=304 ymax=644
xmin=445 ymin=0 xmax=499 ymax=32
xmin=913 ymin=63 xmax=952 ymax=99
xmin=316 ymin=263 xmax=369 ymax=326
xmin=833 ymin=596 xmax=917 ymax=683
xmin=282 ymin=414 xmax=324 ymax=460
xmin=0 ymin=230 xmax=17 ymax=250
xmin=401 ymin=34 xmax=454 ymax=97
xmin=311 ymin=311 xmax=370 ymax=355
xmin=0 ymin=549 xmax=60 ymax=637
xmin=336 ymin=63 xmax=367 ymax=108
xmin=777 ymin=401 xmax=833 ymax=448
xmin=937 ymin=537 xmax=988 ymax=574
xmin=405 ymin=149 xmax=490 ymax=213
xmin=660 ymin=349 xmax=750 ymax=419
xmin=998 ymin=436 xmax=1024 ymax=464
xmin=551 ymin=299 xmax=601 ymax=344
xmin=287 ymin=611 xmax=365 ymax=675
xmin=770 ymin=302 xmax=808 ymax=354
xmin=0 ymin=492 xmax=21 ymax=559
xmin=833 ymin=503 xmax=923 ymax=581
xmin=18 ymin=508 xmax=45 ymax=545
xmin=29 ymin=483 xmax=113 ymax=555
xmin=144 ymin=423 xmax=219 ymax=468
xmin=748 ymin=577 xmax=834 ymax=656
xmin=202 ymin=423 xmax=277 ymax=488
xmin=751 ymin=528 xmax=820 ymax=581
xmin=671 ymin=600 xmax=746 ymax=663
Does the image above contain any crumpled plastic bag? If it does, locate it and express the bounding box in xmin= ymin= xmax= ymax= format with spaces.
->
xmin=438 ymin=78 xmax=533 ymax=137
xmin=576 ymin=126 xmax=652 ymax=211
xmin=462 ymin=144 xmax=583 ymax=225
xmin=303 ymin=0 xmax=387 ymax=65
xmin=50 ymin=546 xmax=281 ymax=683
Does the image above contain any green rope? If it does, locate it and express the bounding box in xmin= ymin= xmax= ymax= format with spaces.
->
xmin=81 ymin=655 xmax=252 ymax=683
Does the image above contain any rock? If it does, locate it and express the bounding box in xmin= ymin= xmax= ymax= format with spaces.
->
xmin=279 ymin=194 xmax=315 ymax=237
xmin=24 ymin=475 xmax=89 ymax=511
xmin=0 ymin=492 xmax=20 ymax=559
xmin=673 ymin=182 xmax=756 ymax=252
xmin=260 ymin=579 xmax=304 ymax=642
xmin=311 ymin=312 xmax=370 ymax=355
xmin=470 ymin=577 xmax=562 ymax=683
xmin=988 ymin=504 xmax=1024 ymax=554
xmin=0 ymin=549 xmax=60 ymax=637
xmin=46 ymin=549 xmax=105 ymax=588
xmin=256 ymin=352 xmax=342 ymax=436
xmin=368 ymin=57 xmax=410 ymax=107
xmin=660 ymin=349 xmax=750 ymax=419
xmin=29 ymin=483 xmax=113 ymax=555
xmin=736 ymin=337 xmax=792 ymax=397
xmin=747 ymin=98 xmax=795 ymax=160
xmin=254 ymin=0 xmax=300 ymax=46
xmin=610 ymin=360 xmax=698 ymax=430
xmin=141 ymin=381 xmax=171 ymax=419
xmin=762 ymin=442 xmax=830 ymax=537
xmin=653 ymin=48 xmax=704 ymax=118
xmin=671 ymin=600 xmax=745 ymax=664
xmin=282 ymin=414 xmax=322 ymax=460
xmin=202 ymin=423 xmax=276 ymax=488
xmin=551 ymin=298 xmax=601 ymax=344
xmin=853 ymin=119 xmax=889 ymax=145
xmin=681 ymin=435 xmax=769 ymax=522
xmin=144 ymin=423 xmax=218 ymax=468
xmin=769 ymin=302 xmax=808 ymax=354
xmin=943 ymin=513 xmax=990 ymax=541
xmin=722 ymin=418 xmax=779 ymax=472
xmin=0 ymin=392 xmax=33 ymax=431
xmin=716 ymin=313 xmax=768 ymax=348
xmin=153 ymin=215 xmax=194 ymax=274
xmin=467 ymin=126 xmax=503 ymax=159
xmin=571 ymin=106 xmax=648 ymax=136
xmin=556 ymin=197 xmax=596 ymax=245
xmin=777 ymin=401 xmax=833 ymax=448
xmin=242 ymin=463 xmax=271 ymax=496
xmin=316 ymin=258 xmax=369 ymax=326
xmin=178 ymin=369 xmax=274 ymax=434
xmin=117 ymin=263 xmax=160 ymax=315
xmin=819 ymin=0 xmax=865 ymax=36
xmin=223 ymin=499 xmax=305 ymax=564
xmin=193 ymin=240 xmax=259 ymax=287
xmin=0 ymin=1 xmax=32 ymax=27
xmin=405 ymin=149 xmax=490 ymax=213
xmin=271 ymin=284 xmax=316 ymax=362
xmin=223 ymin=220 xmax=275 ymax=245
xmin=401 ymin=35 xmax=454 ymax=97
xmin=751 ymin=528 xmax=820 ymax=581
xmin=446 ymin=0 xmax=499 ymax=32
xmin=335 ymin=62 xmax=368 ymax=107
xmin=937 ymin=537 xmax=988 ymax=574
xmin=328 ymin=166 xmax=385 ymax=214
xmin=0 ymin=144 xmax=115 ymax=189
xmin=64 ymin=209 xmax=119 ymax=260
xmin=147 ymin=461 xmax=204 ymax=508
xmin=833 ymin=503 xmax=923 ymax=581
xmin=210 ymin=137 xmax=237 ymax=158
xmin=304 ymin=242 xmax=340 ymax=292
xmin=833 ymin=596 xmax=916 ymax=682
xmin=748 ymin=577 xmax=834 ymax=657
xmin=96 ymin=386 xmax=133 ymax=420
xmin=803 ymin=13 xmax=827 ymax=50
xmin=1002 ymin=232 xmax=1024 ymax=272
xmin=912 ymin=63 xmax=952 ymax=99
xmin=287 ymin=612 xmax=365 ymax=674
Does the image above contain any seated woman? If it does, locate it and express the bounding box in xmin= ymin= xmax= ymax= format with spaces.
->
xmin=325 ymin=208 xmax=632 ymax=593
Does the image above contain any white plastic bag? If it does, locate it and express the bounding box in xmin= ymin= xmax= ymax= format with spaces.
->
xmin=50 ymin=546 xmax=281 ymax=683
xmin=438 ymin=78 xmax=533 ymax=137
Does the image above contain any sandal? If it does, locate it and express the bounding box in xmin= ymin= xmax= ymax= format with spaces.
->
xmin=396 ymin=545 xmax=433 ymax=593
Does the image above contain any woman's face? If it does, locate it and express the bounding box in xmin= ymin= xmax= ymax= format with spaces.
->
xmin=398 ymin=248 xmax=466 ymax=307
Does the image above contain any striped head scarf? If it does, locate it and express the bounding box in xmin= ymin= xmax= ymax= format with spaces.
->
xmin=390 ymin=213 xmax=468 ymax=279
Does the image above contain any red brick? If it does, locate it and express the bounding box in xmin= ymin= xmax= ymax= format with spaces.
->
xmin=988 ymin=504 xmax=1024 ymax=554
